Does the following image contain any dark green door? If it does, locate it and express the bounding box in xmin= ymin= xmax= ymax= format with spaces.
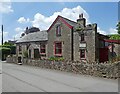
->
xmin=34 ymin=49 xmax=40 ymax=58
xmin=29 ymin=50 xmax=31 ymax=58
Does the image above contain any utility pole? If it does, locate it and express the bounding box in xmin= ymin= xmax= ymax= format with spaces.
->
xmin=1 ymin=25 xmax=3 ymax=45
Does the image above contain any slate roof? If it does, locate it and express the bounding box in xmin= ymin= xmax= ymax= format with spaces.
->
xmin=59 ymin=16 xmax=77 ymax=27
xmin=16 ymin=30 xmax=48 ymax=43
xmin=48 ymin=15 xmax=83 ymax=32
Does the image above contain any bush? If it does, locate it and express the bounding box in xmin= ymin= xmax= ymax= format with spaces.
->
xmin=48 ymin=56 xmax=64 ymax=61
xmin=0 ymin=47 xmax=11 ymax=61
xmin=108 ymin=34 xmax=120 ymax=40
xmin=112 ymin=55 xmax=120 ymax=62
xmin=0 ymin=45 xmax=16 ymax=54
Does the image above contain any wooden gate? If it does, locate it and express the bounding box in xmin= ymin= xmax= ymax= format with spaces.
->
xmin=99 ymin=48 xmax=108 ymax=62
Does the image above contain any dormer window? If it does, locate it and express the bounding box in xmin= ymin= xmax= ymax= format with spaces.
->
xmin=81 ymin=33 xmax=85 ymax=42
xmin=56 ymin=25 xmax=61 ymax=36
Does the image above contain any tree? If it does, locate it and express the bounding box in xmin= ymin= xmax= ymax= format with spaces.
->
xmin=116 ymin=21 xmax=120 ymax=34
xmin=4 ymin=41 xmax=13 ymax=46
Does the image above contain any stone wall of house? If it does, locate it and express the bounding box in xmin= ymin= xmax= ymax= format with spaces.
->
xmin=73 ymin=32 xmax=80 ymax=61
xmin=40 ymin=42 xmax=48 ymax=59
xmin=16 ymin=44 xmax=19 ymax=57
xmin=6 ymin=57 xmax=120 ymax=79
xmin=22 ymin=44 xmax=27 ymax=56
xmin=114 ymin=44 xmax=120 ymax=57
xmin=74 ymin=24 xmax=97 ymax=62
xmin=86 ymin=28 xmax=96 ymax=62
xmin=47 ymin=18 xmax=72 ymax=60
xmin=16 ymin=42 xmax=48 ymax=59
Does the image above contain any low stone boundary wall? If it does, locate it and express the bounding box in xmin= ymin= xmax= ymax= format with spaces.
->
xmin=6 ymin=57 xmax=120 ymax=79
xmin=6 ymin=56 xmax=17 ymax=63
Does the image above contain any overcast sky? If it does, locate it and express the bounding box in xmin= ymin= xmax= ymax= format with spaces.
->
xmin=0 ymin=1 xmax=118 ymax=44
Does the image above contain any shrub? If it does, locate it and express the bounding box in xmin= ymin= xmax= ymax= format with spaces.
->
xmin=113 ymin=55 xmax=120 ymax=62
xmin=0 ymin=47 xmax=11 ymax=61
xmin=0 ymin=45 xmax=16 ymax=54
xmin=48 ymin=56 xmax=64 ymax=61
xmin=108 ymin=34 xmax=120 ymax=40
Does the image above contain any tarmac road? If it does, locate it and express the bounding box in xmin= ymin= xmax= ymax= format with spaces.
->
xmin=2 ymin=61 xmax=118 ymax=92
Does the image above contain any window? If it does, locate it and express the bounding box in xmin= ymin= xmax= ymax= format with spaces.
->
xmin=40 ymin=44 xmax=46 ymax=54
xmin=19 ymin=45 xmax=22 ymax=54
xmin=26 ymin=44 xmax=29 ymax=50
xmin=80 ymin=49 xmax=85 ymax=59
xmin=19 ymin=45 xmax=22 ymax=51
xmin=54 ymin=42 xmax=62 ymax=56
xmin=81 ymin=33 xmax=85 ymax=42
xmin=56 ymin=25 xmax=61 ymax=36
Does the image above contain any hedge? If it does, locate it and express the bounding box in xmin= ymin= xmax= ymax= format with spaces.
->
xmin=0 ymin=47 xmax=11 ymax=61
xmin=0 ymin=45 xmax=16 ymax=54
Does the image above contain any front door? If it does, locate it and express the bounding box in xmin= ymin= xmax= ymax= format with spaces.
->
xmin=34 ymin=49 xmax=40 ymax=58
xmin=29 ymin=50 xmax=31 ymax=58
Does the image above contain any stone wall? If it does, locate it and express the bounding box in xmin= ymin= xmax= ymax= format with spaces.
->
xmin=6 ymin=56 xmax=119 ymax=79
xmin=114 ymin=44 xmax=120 ymax=57
xmin=6 ymin=55 xmax=17 ymax=64
xmin=47 ymin=18 xmax=72 ymax=60
xmin=73 ymin=24 xmax=97 ymax=62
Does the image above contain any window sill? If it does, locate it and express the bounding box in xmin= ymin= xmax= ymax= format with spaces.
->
xmin=40 ymin=53 xmax=46 ymax=56
xmin=80 ymin=58 xmax=86 ymax=60
xmin=56 ymin=34 xmax=61 ymax=37
xmin=54 ymin=54 xmax=62 ymax=57
xmin=80 ymin=41 xmax=86 ymax=43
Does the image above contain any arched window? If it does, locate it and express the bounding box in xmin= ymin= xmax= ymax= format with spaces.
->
xmin=56 ymin=25 xmax=61 ymax=36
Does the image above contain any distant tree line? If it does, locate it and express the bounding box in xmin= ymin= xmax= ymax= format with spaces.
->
xmin=108 ymin=21 xmax=120 ymax=40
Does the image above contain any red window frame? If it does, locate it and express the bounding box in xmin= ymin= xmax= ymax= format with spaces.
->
xmin=40 ymin=44 xmax=46 ymax=54
xmin=54 ymin=41 xmax=62 ymax=56
xmin=80 ymin=49 xmax=86 ymax=59
xmin=81 ymin=33 xmax=85 ymax=42
xmin=56 ymin=25 xmax=61 ymax=36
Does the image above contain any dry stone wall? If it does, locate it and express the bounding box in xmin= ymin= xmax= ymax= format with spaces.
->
xmin=6 ymin=57 xmax=119 ymax=79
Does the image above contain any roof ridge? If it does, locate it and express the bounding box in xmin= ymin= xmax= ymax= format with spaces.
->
xmin=58 ymin=15 xmax=77 ymax=24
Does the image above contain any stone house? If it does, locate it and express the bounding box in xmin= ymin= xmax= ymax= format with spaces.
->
xmin=16 ymin=14 xmax=120 ymax=62
xmin=16 ymin=27 xmax=48 ymax=59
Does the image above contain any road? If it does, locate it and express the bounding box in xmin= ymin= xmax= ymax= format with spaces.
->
xmin=2 ymin=61 xmax=118 ymax=92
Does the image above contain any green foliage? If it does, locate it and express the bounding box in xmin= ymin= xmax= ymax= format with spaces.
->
xmin=48 ymin=56 xmax=64 ymax=61
xmin=116 ymin=21 xmax=120 ymax=34
xmin=3 ymin=41 xmax=13 ymax=46
xmin=108 ymin=34 xmax=120 ymax=40
xmin=76 ymin=27 xmax=83 ymax=31
xmin=0 ymin=45 xmax=16 ymax=54
xmin=0 ymin=47 xmax=11 ymax=60
xmin=23 ymin=50 xmax=28 ymax=58
xmin=111 ymin=55 xmax=120 ymax=63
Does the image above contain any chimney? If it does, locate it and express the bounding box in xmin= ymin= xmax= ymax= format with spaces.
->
xmin=26 ymin=27 xmax=28 ymax=30
xmin=77 ymin=13 xmax=86 ymax=27
xmin=25 ymin=27 xmax=29 ymax=34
